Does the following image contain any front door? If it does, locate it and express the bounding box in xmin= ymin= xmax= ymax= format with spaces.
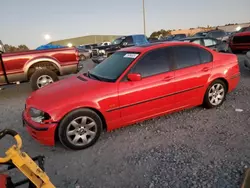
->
xmin=172 ymin=45 xmax=213 ymax=107
xmin=118 ymin=47 xmax=176 ymax=125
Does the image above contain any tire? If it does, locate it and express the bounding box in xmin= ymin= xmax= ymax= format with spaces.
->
xmin=203 ymin=80 xmax=227 ymax=109
xmin=80 ymin=54 xmax=86 ymax=61
xmin=58 ymin=108 xmax=103 ymax=150
xmin=30 ymin=69 xmax=59 ymax=91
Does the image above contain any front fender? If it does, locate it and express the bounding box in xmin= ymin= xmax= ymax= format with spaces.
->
xmin=49 ymin=101 xmax=102 ymax=122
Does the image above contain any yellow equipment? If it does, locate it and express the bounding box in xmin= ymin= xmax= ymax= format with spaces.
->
xmin=0 ymin=129 xmax=55 ymax=188
xmin=242 ymin=168 xmax=250 ymax=188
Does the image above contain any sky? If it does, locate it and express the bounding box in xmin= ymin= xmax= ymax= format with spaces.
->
xmin=1 ymin=0 xmax=250 ymax=49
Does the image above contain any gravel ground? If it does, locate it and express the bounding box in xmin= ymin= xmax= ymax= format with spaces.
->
xmin=0 ymin=55 xmax=250 ymax=188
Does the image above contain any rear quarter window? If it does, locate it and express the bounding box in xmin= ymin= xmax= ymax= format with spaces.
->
xmin=198 ymin=48 xmax=213 ymax=63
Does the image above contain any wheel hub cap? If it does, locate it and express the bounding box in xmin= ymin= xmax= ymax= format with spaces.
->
xmin=37 ymin=75 xmax=53 ymax=88
xmin=66 ymin=116 xmax=97 ymax=146
xmin=208 ymin=83 xmax=225 ymax=106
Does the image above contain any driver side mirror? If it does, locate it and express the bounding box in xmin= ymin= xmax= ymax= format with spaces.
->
xmin=0 ymin=40 xmax=5 ymax=54
xmin=127 ymin=73 xmax=141 ymax=81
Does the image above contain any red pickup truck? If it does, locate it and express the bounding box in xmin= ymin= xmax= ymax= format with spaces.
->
xmin=229 ymin=30 xmax=250 ymax=53
xmin=0 ymin=41 xmax=82 ymax=91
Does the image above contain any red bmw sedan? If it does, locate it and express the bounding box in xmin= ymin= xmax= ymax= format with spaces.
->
xmin=22 ymin=42 xmax=240 ymax=150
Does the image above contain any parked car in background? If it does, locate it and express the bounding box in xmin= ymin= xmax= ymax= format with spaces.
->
xmin=193 ymin=31 xmax=208 ymax=37
xmin=179 ymin=37 xmax=231 ymax=53
xmin=238 ymin=26 xmax=250 ymax=33
xmin=229 ymin=31 xmax=250 ymax=53
xmin=99 ymin=42 xmax=111 ymax=46
xmin=162 ymin=34 xmax=187 ymax=41
xmin=228 ymin=26 xmax=250 ymax=43
xmin=77 ymin=44 xmax=93 ymax=60
xmin=206 ymin=29 xmax=230 ymax=42
xmin=22 ymin=42 xmax=240 ymax=150
xmin=91 ymin=34 xmax=149 ymax=64
xmin=0 ymin=40 xmax=81 ymax=91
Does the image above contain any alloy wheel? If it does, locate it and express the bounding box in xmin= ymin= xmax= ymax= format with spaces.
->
xmin=66 ymin=116 xmax=97 ymax=146
xmin=208 ymin=83 xmax=225 ymax=106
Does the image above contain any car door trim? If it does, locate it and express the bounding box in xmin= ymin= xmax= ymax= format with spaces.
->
xmin=106 ymin=85 xmax=204 ymax=112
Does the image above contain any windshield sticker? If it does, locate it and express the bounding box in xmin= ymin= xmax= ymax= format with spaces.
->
xmin=124 ymin=53 xmax=139 ymax=58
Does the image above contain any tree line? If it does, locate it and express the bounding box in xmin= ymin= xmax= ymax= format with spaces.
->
xmin=3 ymin=44 xmax=29 ymax=53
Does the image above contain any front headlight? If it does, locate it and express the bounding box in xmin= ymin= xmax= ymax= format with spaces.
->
xmin=99 ymin=50 xmax=106 ymax=55
xmin=29 ymin=107 xmax=50 ymax=123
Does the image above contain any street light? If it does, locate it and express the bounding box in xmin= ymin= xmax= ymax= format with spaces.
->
xmin=143 ymin=0 xmax=146 ymax=35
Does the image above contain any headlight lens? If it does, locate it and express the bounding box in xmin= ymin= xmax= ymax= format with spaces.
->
xmin=99 ymin=50 xmax=105 ymax=55
xmin=29 ymin=107 xmax=50 ymax=123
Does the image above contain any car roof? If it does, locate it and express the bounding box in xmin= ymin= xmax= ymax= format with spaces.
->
xmin=119 ymin=41 xmax=207 ymax=53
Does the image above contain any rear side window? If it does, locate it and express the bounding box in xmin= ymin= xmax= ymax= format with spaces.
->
xmin=203 ymin=39 xmax=216 ymax=46
xmin=173 ymin=46 xmax=200 ymax=69
xmin=199 ymin=48 xmax=213 ymax=63
xmin=132 ymin=47 xmax=173 ymax=77
xmin=208 ymin=31 xmax=226 ymax=38
xmin=192 ymin=39 xmax=202 ymax=45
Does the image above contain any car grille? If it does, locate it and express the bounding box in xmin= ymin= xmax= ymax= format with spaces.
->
xmin=92 ymin=49 xmax=99 ymax=57
xmin=233 ymin=36 xmax=250 ymax=44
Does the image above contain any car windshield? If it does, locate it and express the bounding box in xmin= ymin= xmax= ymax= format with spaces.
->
xmin=111 ymin=38 xmax=124 ymax=45
xmin=88 ymin=51 xmax=140 ymax=82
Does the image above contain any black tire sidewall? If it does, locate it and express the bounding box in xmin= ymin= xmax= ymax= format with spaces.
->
xmin=203 ymin=80 xmax=227 ymax=109
xmin=58 ymin=108 xmax=103 ymax=150
xmin=30 ymin=69 xmax=59 ymax=91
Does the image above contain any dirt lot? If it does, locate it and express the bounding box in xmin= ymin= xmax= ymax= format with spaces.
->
xmin=0 ymin=56 xmax=250 ymax=188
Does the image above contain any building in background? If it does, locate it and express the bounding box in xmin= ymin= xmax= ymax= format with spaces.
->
xmin=49 ymin=35 xmax=122 ymax=47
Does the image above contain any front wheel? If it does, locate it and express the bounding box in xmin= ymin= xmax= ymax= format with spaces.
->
xmin=58 ymin=108 xmax=103 ymax=150
xmin=203 ymin=80 xmax=227 ymax=109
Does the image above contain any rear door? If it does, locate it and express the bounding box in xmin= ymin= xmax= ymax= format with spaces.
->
xmin=172 ymin=45 xmax=213 ymax=107
xmin=118 ymin=47 xmax=175 ymax=124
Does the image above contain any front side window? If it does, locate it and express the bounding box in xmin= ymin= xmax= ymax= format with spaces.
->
xmin=173 ymin=46 xmax=200 ymax=69
xmin=88 ymin=51 xmax=139 ymax=82
xmin=131 ymin=48 xmax=172 ymax=78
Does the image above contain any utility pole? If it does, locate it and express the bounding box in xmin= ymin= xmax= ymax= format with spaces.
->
xmin=143 ymin=0 xmax=146 ymax=36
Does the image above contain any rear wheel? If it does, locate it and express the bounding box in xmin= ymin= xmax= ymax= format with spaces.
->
xmin=58 ymin=108 xmax=103 ymax=150
xmin=203 ymin=80 xmax=227 ymax=109
xmin=30 ymin=69 xmax=59 ymax=91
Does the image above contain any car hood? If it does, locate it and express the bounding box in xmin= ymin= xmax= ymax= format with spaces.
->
xmin=26 ymin=75 xmax=105 ymax=113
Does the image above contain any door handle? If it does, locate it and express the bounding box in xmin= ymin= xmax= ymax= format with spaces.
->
xmin=163 ymin=76 xmax=173 ymax=82
xmin=201 ymin=67 xmax=210 ymax=72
